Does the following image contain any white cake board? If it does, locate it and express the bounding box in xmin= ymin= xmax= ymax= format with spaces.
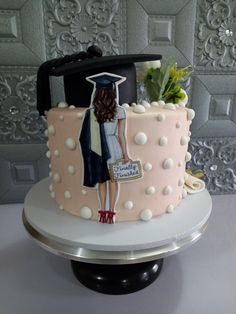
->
xmin=23 ymin=178 xmax=212 ymax=264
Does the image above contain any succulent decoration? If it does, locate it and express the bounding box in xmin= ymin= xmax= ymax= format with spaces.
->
xmin=138 ymin=59 xmax=192 ymax=105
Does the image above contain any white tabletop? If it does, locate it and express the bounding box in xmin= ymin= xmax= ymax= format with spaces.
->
xmin=1 ymin=194 xmax=236 ymax=314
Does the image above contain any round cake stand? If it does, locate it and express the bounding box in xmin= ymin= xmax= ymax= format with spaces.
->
xmin=23 ymin=178 xmax=212 ymax=294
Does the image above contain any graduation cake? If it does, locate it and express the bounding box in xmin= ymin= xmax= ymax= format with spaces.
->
xmin=38 ymin=46 xmax=205 ymax=223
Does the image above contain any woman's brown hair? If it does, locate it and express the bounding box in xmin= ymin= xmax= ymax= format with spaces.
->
xmin=93 ymin=88 xmax=117 ymax=123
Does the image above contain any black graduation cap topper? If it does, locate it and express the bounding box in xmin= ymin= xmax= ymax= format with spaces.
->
xmin=36 ymin=45 xmax=162 ymax=115
xmin=86 ymin=72 xmax=126 ymax=89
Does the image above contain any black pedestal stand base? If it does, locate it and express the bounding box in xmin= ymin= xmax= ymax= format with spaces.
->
xmin=71 ymin=259 xmax=163 ymax=294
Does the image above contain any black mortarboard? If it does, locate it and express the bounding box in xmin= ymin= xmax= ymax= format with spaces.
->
xmin=37 ymin=45 xmax=162 ymax=115
xmin=86 ymin=72 xmax=126 ymax=89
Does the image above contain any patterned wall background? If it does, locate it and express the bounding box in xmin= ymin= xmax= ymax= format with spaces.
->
xmin=0 ymin=0 xmax=236 ymax=203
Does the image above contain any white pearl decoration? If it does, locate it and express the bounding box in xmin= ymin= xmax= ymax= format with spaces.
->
xmin=59 ymin=204 xmax=64 ymax=210
xmin=146 ymin=186 xmax=156 ymax=195
xmin=134 ymin=132 xmax=147 ymax=145
xmin=163 ymin=185 xmax=173 ymax=195
xmin=185 ymin=152 xmax=192 ymax=162
xmin=178 ymin=178 xmax=185 ymax=186
xmin=143 ymin=162 xmax=152 ymax=171
xmin=151 ymin=101 xmax=159 ymax=107
xmin=180 ymin=136 xmax=188 ymax=146
xmin=65 ymin=138 xmax=76 ymax=150
xmin=64 ymin=191 xmax=72 ymax=199
xmin=69 ymin=105 xmax=76 ymax=109
xmin=58 ymin=102 xmax=68 ymax=108
xmin=163 ymin=158 xmax=174 ymax=169
xmin=187 ymin=109 xmax=195 ymax=120
xmin=49 ymin=171 xmax=52 ymax=177
xmin=46 ymin=141 xmax=49 ymax=148
xmin=53 ymin=173 xmax=61 ymax=183
xmin=49 ymin=184 xmax=53 ymax=192
xmin=166 ymin=204 xmax=174 ymax=213
xmin=140 ymin=209 xmax=153 ymax=221
xmin=164 ymin=103 xmax=176 ymax=111
xmin=81 ymin=189 xmax=87 ymax=195
xmin=67 ymin=165 xmax=76 ymax=175
xmin=76 ymin=112 xmax=83 ymax=119
xmin=157 ymin=113 xmax=166 ymax=121
xmin=131 ymin=102 xmax=136 ymax=107
xmin=54 ymin=149 xmax=60 ymax=157
xmin=59 ymin=114 xmax=64 ymax=121
xmin=122 ymin=103 xmax=130 ymax=108
xmin=44 ymin=129 xmax=48 ymax=137
xmin=141 ymin=100 xmax=151 ymax=108
xmin=80 ymin=206 xmax=92 ymax=219
xmin=124 ymin=200 xmax=134 ymax=210
xmin=50 ymin=191 xmax=55 ymax=199
xmin=48 ymin=125 xmax=55 ymax=135
xmin=176 ymin=121 xmax=181 ymax=128
xmin=49 ymin=163 xmax=51 ymax=169
xmin=159 ymin=136 xmax=168 ymax=146
xmin=46 ymin=151 xmax=51 ymax=159
xmin=158 ymin=100 xmax=165 ymax=107
xmin=133 ymin=104 xmax=146 ymax=114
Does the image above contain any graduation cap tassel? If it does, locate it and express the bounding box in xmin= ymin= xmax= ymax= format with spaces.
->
xmin=37 ymin=46 xmax=103 ymax=116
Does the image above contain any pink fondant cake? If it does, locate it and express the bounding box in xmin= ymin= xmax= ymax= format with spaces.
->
xmin=46 ymin=102 xmax=195 ymax=222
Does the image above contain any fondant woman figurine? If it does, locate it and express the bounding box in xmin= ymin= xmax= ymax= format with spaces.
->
xmin=79 ymin=73 xmax=129 ymax=223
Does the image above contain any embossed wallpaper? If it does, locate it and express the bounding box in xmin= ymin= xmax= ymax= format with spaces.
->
xmin=0 ymin=0 xmax=235 ymax=202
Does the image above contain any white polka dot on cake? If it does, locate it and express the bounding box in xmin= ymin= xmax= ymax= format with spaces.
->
xmin=176 ymin=121 xmax=182 ymax=128
xmin=58 ymin=102 xmax=68 ymax=108
xmin=185 ymin=152 xmax=192 ymax=162
xmin=140 ymin=209 xmax=153 ymax=221
xmin=157 ymin=113 xmax=166 ymax=121
xmin=69 ymin=105 xmax=76 ymax=109
xmin=67 ymin=165 xmax=76 ymax=175
xmin=163 ymin=158 xmax=174 ymax=169
xmin=59 ymin=114 xmax=64 ymax=121
xmin=46 ymin=151 xmax=51 ymax=159
xmin=122 ymin=103 xmax=129 ymax=108
xmin=133 ymin=104 xmax=146 ymax=114
xmin=53 ymin=173 xmax=61 ymax=183
xmin=164 ymin=103 xmax=176 ymax=110
xmin=145 ymin=186 xmax=156 ymax=195
xmin=159 ymin=136 xmax=168 ymax=146
xmin=50 ymin=191 xmax=55 ymax=199
xmin=134 ymin=132 xmax=147 ymax=145
xmin=143 ymin=162 xmax=152 ymax=171
xmin=151 ymin=101 xmax=159 ymax=107
xmin=80 ymin=206 xmax=92 ymax=219
xmin=65 ymin=138 xmax=76 ymax=150
xmin=76 ymin=112 xmax=83 ymax=119
xmin=124 ymin=200 xmax=134 ymax=209
xmin=48 ymin=125 xmax=55 ymax=135
xmin=81 ymin=189 xmax=87 ymax=195
xmin=44 ymin=129 xmax=48 ymax=137
xmin=131 ymin=102 xmax=136 ymax=107
xmin=187 ymin=109 xmax=195 ymax=120
xmin=158 ymin=100 xmax=165 ymax=107
xmin=178 ymin=178 xmax=185 ymax=186
xmin=141 ymin=100 xmax=151 ymax=108
xmin=64 ymin=191 xmax=72 ymax=199
xmin=180 ymin=136 xmax=188 ymax=146
xmin=163 ymin=185 xmax=173 ymax=195
xmin=54 ymin=149 xmax=60 ymax=157
xmin=166 ymin=204 xmax=174 ymax=213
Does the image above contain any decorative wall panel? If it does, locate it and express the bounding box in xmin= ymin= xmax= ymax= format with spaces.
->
xmin=188 ymin=137 xmax=236 ymax=194
xmin=126 ymin=0 xmax=196 ymax=66
xmin=0 ymin=67 xmax=46 ymax=143
xmin=0 ymin=144 xmax=49 ymax=203
xmin=0 ymin=0 xmax=45 ymax=65
xmin=44 ymin=0 xmax=126 ymax=58
xmin=195 ymin=0 xmax=236 ymax=71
